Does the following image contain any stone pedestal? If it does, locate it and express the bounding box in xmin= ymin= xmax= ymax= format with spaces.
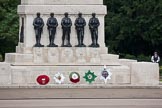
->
xmin=0 ymin=0 xmax=160 ymax=87
xmin=0 ymin=63 xmax=11 ymax=85
xmin=9 ymin=65 xmax=130 ymax=85
xmin=131 ymin=62 xmax=159 ymax=85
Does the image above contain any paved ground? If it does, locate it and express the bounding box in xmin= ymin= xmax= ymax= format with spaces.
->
xmin=0 ymin=99 xmax=162 ymax=108
xmin=0 ymin=88 xmax=162 ymax=99
xmin=0 ymin=88 xmax=162 ymax=108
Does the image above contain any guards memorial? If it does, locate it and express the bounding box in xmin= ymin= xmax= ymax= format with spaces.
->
xmin=0 ymin=0 xmax=159 ymax=87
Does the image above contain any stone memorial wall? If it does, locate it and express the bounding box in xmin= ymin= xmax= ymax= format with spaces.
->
xmin=0 ymin=0 xmax=159 ymax=87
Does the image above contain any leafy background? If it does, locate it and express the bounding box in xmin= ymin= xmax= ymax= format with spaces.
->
xmin=0 ymin=0 xmax=20 ymax=61
xmin=104 ymin=0 xmax=162 ymax=62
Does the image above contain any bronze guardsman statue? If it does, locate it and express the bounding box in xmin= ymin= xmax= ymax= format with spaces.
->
xmin=89 ymin=13 xmax=100 ymax=47
xmin=47 ymin=13 xmax=58 ymax=47
xmin=75 ymin=13 xmax=86 ymax=47
xmin=61 ymin=12 xmax=72 ymax=47
xmin=33 ymin=12 xmax=44 ymax=47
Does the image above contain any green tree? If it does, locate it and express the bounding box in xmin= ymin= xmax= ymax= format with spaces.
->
xmin=0 ymin=0 xmax=20 ymax=60
xmin=104 ymin=0 xmax=162 ymax=58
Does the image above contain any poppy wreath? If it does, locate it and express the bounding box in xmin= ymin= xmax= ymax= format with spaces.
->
xmin=69 ymin=72 xmax=80 ymax=83
xmin=36 ymin=75 xmax=50 ymax=85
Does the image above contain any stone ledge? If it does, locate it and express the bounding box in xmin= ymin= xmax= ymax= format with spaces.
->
xmin=0 ymin=85 xmax=161 ymax=89
xmin=18 ymin=5 xmax=107 ymax=15
xmin=5 ymin=47 xmax=111 ymax=64
xmin=5 ymin=53 xmax=33 ymax=63
xmin=21 ymin=0 xmax=103 ymax=5
xmin=101 ymin=54 xmax=119 ymax=60
xmin=10 ymin=63 xmax=121 ymax=66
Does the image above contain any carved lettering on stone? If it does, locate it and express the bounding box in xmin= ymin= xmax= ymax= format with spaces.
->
xmin=90 ymin=48 xmax=101 ymax=63
xmin=33 ymin=48 xmax=44 ymax=63
xmin=61 ymin=48 xmax=74 ymax=63
xmin=48 ymin=48 xmax=59 ymax=63
xmin=76 ymin=48 xmax=86 ymax=63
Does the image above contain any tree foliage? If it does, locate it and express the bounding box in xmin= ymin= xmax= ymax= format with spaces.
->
xmin=104 ymin=0 xmax=162 ymax=57
xmin=0 ymin=0 xmax=20 ymax=60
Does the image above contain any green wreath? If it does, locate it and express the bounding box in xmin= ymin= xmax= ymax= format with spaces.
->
xmin=83 ymin=70 xmax=97 ymax=84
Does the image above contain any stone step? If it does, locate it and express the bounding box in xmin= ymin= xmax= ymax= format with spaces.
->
xmin=100 ymin=54 xmax=119 ymax=62
xmin=4 ymin=52 xmax=121 ymax=65
xmin=0 ymin=88 xmax=162 ymax=99
xmin=7 ymin=47 xmax=110 ymax=64
xmin=5 ymin=53 xmax=33 ymax=64
xmin=119 ymin=59 xmax=137 ymax=67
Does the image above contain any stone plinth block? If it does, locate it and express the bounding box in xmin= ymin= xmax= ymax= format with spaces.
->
xmin=75 ymin=48 xmax=87 ymax=64
xmin=11 ymin=66 xmax=29 ymax=84
xmin=5 ymin=53 xmax=33 ymax=64
xmin=0 ymin=63 xmax=11 ymax=85
xmin=100 ymin=54 xmax=119 ymax=64
xmin=6 ymin=47 xmax=112 ymax=65
xmin=111 ymin=66 xmax=131 ymax=84
xmin=16 ymin=43 xmax=33 ymax=54
xmin=16 ymin=46 xmax=33 ymax=54
xmin=131 ymin=62 xmax=159 ymax=86
xmin=119 ymin=59 xmax=137 ymax=67
xmin=88 ymin=48 xmax=101 ymax=64
xmin=61 ymin=48 xmax=74 ymax=63
xmin=16 ymin=42 xmax=24 ymax=53
xmin=33 ymin=48 xmax=44 ymax=64
xmin=8 ymin=65 xmax=130 ymax=85
xmin=21 ymin=0 xmax=103 ymax=5
xmin=47 ymin=48 xmax=59 ymax=64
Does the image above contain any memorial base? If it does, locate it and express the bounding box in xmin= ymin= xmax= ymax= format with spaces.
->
xmin=0 ymin=0 xmax=160 ymax=87
xmin=0 ymin=58 xmax=159 ymax=87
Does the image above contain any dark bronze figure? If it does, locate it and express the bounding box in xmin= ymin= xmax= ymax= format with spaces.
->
xmin=61 ymin=12 xmax=72 ymax=47
xmin=75 ymin=13 xmax=86 ymax=47
xmin=89 ymin=13 xmax=100 ymax=47
xmin=20 ymin=18 xmax=24 ymax=43
xmin=33 ymin=12 xmax=44 ymax=47
xmin=47 ymin=13 xmax=58 ymax=47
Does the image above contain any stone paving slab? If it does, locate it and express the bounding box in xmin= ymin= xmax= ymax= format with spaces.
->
xmin=0 ymin=88 xmax=162 ymax=99
xmin=0 ymin=99 xmax=162 ymax=108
